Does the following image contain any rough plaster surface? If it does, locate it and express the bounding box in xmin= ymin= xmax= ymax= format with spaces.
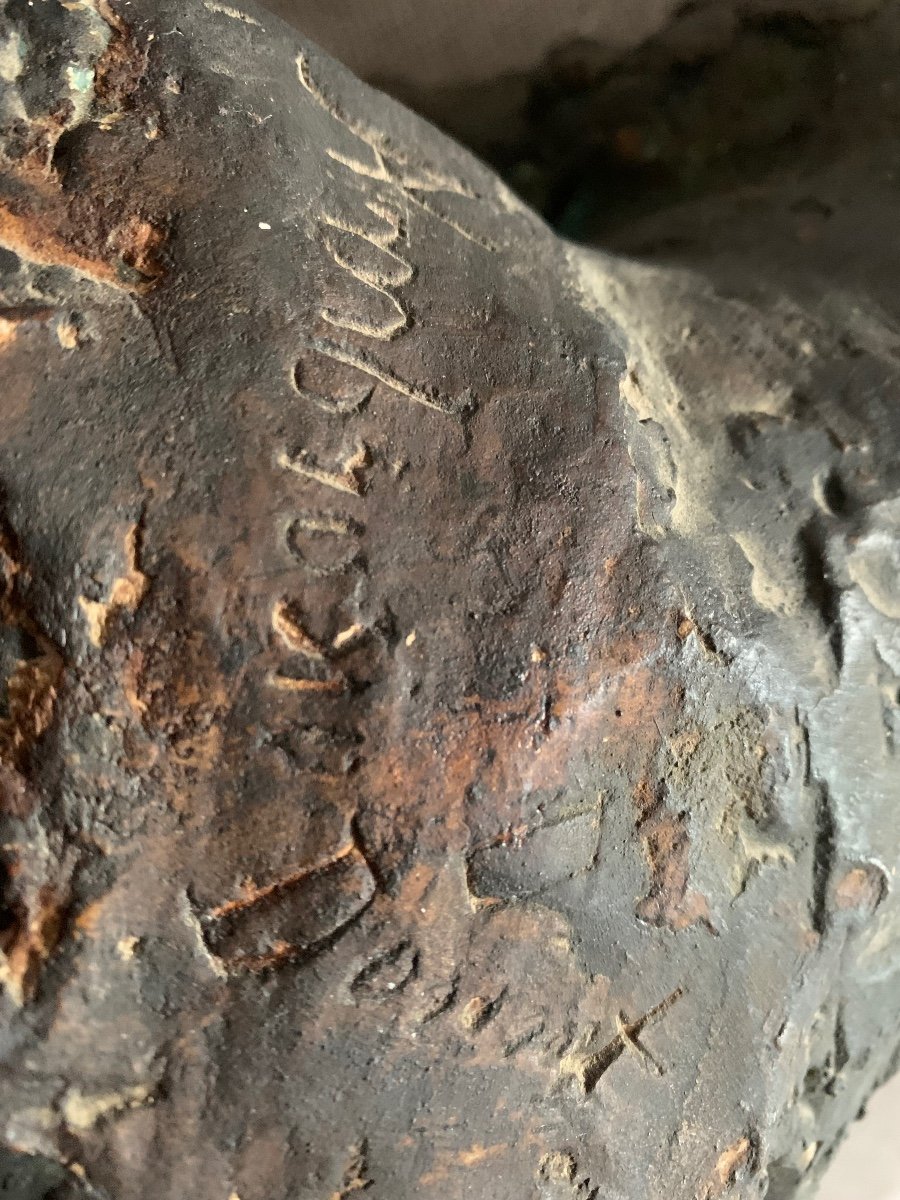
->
xmin=0 ymin=1 xmax=898 ymax=1198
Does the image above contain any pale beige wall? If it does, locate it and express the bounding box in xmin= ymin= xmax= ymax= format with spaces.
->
xmin=819 ymin=1071 xmax=900 ymax=1199
xmin=266 ymin=0 xmax=885 ymax=90
xmin=264 ymin=0 xmax=682 ymax=88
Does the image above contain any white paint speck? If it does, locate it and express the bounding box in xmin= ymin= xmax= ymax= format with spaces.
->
xmin=258 ymin=221 xmax=271 ymax=230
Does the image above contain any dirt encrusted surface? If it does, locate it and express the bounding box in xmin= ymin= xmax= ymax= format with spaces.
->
xmin=0 ymin=1 xmax=898 ymax=1199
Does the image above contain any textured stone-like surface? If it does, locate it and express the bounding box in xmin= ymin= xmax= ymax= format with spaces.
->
xmin=0 ymin=2 xmax=898 ymax=1199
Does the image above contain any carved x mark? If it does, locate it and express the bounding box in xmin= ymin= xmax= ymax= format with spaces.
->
xmin=560 ymin=986 xmax=683 ymax=1094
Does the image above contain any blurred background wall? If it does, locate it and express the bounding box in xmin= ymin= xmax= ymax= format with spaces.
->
xmin=819 ymin=1072 xmax=900 ymax=1199
xmin=267 ymin=0 xmax=880 ymax=93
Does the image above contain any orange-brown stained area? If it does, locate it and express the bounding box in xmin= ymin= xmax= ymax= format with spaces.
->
xmin=0 ymin=880 xmax=66 ymax=1007
xmin=0 ymin=204 xmax=165 ymax=293
xmin=360 ymin=633 xmax=681 ymax=886
xmin=699 ymin=1135 xmax=758 ymax=1199
xmin=0 ymin=0 xmax=169 ymax=290
xmin=0 ymin=528 xmax=63 ymax=774
xmin=0 ymin=526 xmax=68 ymax=1006
xmin=633 ymin=773 xmax=715 ymax=933
xmin=835 ymin=863 xmax=888 ymax=912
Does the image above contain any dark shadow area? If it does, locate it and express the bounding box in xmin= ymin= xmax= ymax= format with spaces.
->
xmin=0 ymin=1148 xmax=91 ymax=1200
